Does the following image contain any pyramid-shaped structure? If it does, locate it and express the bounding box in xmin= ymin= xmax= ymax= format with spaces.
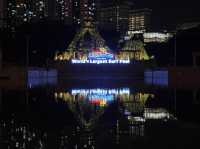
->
xmin=121 ymin=38 xmax=150 ymax=60
xmin=67 ymin=18 xmax=110 ymax=52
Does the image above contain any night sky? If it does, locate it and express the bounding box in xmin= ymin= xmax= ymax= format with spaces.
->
xmin=134 ymin=0 xmax=200 ymax=29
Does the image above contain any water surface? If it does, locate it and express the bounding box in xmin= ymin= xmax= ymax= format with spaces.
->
xmin=0 ymin=78 xmax=200 ymax=149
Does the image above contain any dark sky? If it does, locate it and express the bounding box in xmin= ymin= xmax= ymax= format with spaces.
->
xmin=134 ymin=0 xmax=200 ymax=29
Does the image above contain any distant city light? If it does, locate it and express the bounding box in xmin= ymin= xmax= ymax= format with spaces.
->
xmin=126 ymin=31 xmax=173 ymax=43
xmin=144 ymin=108 xmax=172 ymax=120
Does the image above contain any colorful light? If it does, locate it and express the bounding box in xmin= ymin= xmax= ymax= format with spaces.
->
xmin=71 ymin=59 xmax=130 ymax=64
xmin=88 ymin=48 xmax=114 ymax=60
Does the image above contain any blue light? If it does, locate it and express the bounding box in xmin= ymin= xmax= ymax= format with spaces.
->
xmin=88 ymin=52 xmax=114 ymax=60
xmin=144 ymin=70 xmax=168 ymax=86
xmin=88 ymin=94 xmax=114 ymax=101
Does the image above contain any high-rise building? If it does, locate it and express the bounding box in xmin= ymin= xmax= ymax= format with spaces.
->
xmin=47 ymin=0 xmax=56 ymax=19
xmin=80 ymin=0 xmax=96 ymax=22
xmin=7 ymin=0 xmax=16 ymax=29
xmin=95 ymin=0 xmax=101 ymax=21
xmin=55 ymin=0 xmax=73 ymax=24
xmin=129 ymin=8 xmax=152 ymax=32
xmin=5 ymin=0 xmax=99 ymax=28
xmin=4 ymin=0 xmax=48 ymax=28
xmin=6 ymin=0 xmax=50 ymax=28
xmin=72 ymin=0 xmax=80 ymax=25
xmin=99 ymin=2 xmax=131 ymax=35
xmin=32 ymin=0 xmax=49 ymax=19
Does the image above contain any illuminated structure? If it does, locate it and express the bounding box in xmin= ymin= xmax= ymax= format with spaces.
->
xmin=33 ymin=0 xmax=48 ymax=19
xmin=129 ymin=8 xmax=152 ymax=32
xmin=53 ymin=0 xmax=98 ymax=25
xmin=6 ymin=0 xmax=49 ymax=28
xmin=54 ymin=1 xmax=152 ymax=63
xmin=6 ymin=0 xmax=90 ymax=27
xmin=54 ymin=9 xmax=116 ymax=63
xmin=117 ymin=38 xmax=150 ymax=61
xmin=55 ymin=36 xmax=151 ymax=63
xmin=54 ymin=20 xmax=151 ymax=63
xmin=72 ymin=0 xmax=81 ymax=25
xmin=80 ymin=0 xmax=96 ymax=21
xmin=98 ymin=1 xmax=131 ymax=35
xmin=143 ymin=32 xmax=173 ymax=43
xmin=55 ymin=0 xmax=73 ymax=24
xmin=126 ymin=31 xmax=173 ymax=43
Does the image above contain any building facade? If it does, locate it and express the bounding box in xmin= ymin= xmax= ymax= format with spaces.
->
xmin=99 ymin=5 xmax=130 ymax=34
xmin=6 ymin=0 xmax=50 ymax=28
xmin=48 ymin=0 xmax=98 ymax=25
xmin=129 ymin=8 xmax=152 ymax=32
xmin=80 ymin=0 xmax=96 ymax=21
xmin=33 ymin=0 xmax=49 ymax=19
xmin=98 ymin=0 xmax=133 ymax=35
xmin=5 ymin=0 xmax=100 ymax=28
xmin=55 ymin=0 xmax=73 ymax=24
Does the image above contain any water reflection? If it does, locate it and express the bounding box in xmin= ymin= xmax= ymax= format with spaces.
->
xmin=1 ymin=79 xmax=200 ymax=149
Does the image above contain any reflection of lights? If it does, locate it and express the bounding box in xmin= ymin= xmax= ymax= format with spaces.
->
xmin=88 ymin=94 xmax=114 ymax=101
xmin=71 ymin=88 xmax=130 ymax=95
xmin=90 ymin=99 xmax=107 ymax=107
xmin=55 ymin=88 xmax=130 ymax=106
xmin=128 ymin=116 xmax=145 ymax=122
xmin=88 ymin=94 xmax=114 ymax=106
xmin=144 ymin=108 xmax=173 ymax=120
